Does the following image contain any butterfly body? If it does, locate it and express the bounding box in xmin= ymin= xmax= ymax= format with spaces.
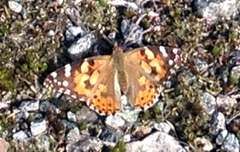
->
xmin=44 ymin=46 xmax=182 ymax=115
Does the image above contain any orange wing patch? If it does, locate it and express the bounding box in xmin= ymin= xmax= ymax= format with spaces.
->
xmin=134 ymin=78 xmax=159 ymax=109
xmin=88 ymin=93 xmax=120 ymax=115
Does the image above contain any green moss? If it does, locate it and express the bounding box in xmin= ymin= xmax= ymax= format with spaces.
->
xmin=99 ymin=0 xmax=107 ymax=7
xmin=70 ymin=105 xmax=82 ymax=112
xmin=139 ymin=111 xmax=151 ymax=121
xmin=125 ymin=8 xmax=135 ymax=18
xmin=111 ymin=139 xmax=126 ymax=152
xmin=0 ymin=20 xmax=10 ymax=37
xmin=79 ymin=122 xmax=87 ymax=130
xmin=27 ymin=114 xmax=35 ymax=122
xmin=230 ymin=31 xmax=238 ymax=40
xmin=80 ymin=0 xmax=119 ymax=35
xmin=212 ymin=46 xmax=221 ymax=55
xmin=229 ymin=76 xmax=238 ymax=85
xmin=0 ymin=68 xmax=16 ymax=91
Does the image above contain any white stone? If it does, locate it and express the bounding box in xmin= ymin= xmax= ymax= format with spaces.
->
xmin=13 ymin=131 xmax=29 ymax=142
xmin=105 ymin=115 xmax=125 ymax=128
xmin=126 ymin=132 xmax=185 ymax=151
xmin=8 ymin=1 xmax=23 ymax=13
xmin=30 ymin=119 xmax=47 ymax=136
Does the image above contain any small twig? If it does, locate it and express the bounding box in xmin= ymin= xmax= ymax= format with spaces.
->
xmin=226 ymin=113 xmax=240 ymax=124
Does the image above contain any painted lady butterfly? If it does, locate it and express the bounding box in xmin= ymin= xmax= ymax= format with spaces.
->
xmin=44 ymin=46 xmax=182 ymax=115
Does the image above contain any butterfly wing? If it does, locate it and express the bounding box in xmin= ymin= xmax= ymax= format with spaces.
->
xmin=124 ymin=46 xmax=182 ymax=110
xmin=44 ymin=56 xmax=122 ymax=115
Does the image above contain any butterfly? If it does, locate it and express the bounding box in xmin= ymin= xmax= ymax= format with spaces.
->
xmin=44 ymin=46 xmax=182 ymax=115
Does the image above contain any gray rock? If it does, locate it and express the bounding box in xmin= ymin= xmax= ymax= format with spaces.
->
xmin=67 ymin=33 xmax=95 ymax=61
xmin=39 ymin=101 xmax=60 ymax=113
xmin=202 ymin=92 xmax=216 ymax=114
xmin=66 ymin=127 xmax=80 ymax=143
xmin=180 ymin=70 xmax=197 ymax=85
xmin=13 ymin=131 xmax=29 ymax=142
xmin=16 ymin=110 xmax=29 ymax=119
xmin=19 ymin=100 xmax=40 ymax=111
xmin=8 ymin=1 xmax=23 ymax=13
xmin=99 ymin=127 xmax=123 ymax=143
xmin=108 ymin=32 xmax=117 ymax=40
xmin=66 ymin=135 xmax=103 ymax=152
xmin=105 ymin=115 xmax=125 ymax=128
xmin=123 ymin=134 xmax=131 ymax=142
xmin=216 ymin=95 xmax=237 ymax=111
xmin=231 ymin=65 xmax=240 ymax=80
xmin=153 ymin=122 xmax=173 ymax=134
xmin=194 ymin=137 xmax=213 ymax=151
xmin=132 ymin=124 xmax=152 ymax=138
xmin=60 ymin=119 xmax=78 ymax=130
xmin=65 ymin=6 xmax=85 ymax=28
xmin=211 ymin=111 xmax=226 ymax=135
xmin=216 ymin=129 xmax=228 ymax=145
xmin=222 ymin=132 xmax=240 ymax=152
xmin=118 ymin=106 xmax=141 ymax=123
xmin=126 ymin=131 xmax=185 ymax=152
xmin=156 ymin=101 xmax=164 ymax=111
xmin=108 ymin=1 xmax=140 ymax=12
xmin=193 ymin=0 xmax=240 ymax=23
xmin=0 ymin=99 xmax=11 ymax=110
xmin=230 ymin=51 xmax=240 ymax=65
xmin=193 ymin=58 xmax=208 ymax=72
xmin=75 ymin=107 xmax=98 ymax=124
xmin=67 ymin=111 xmax=77 ymax=122
xmin=37 ymin=134 xmax=50 ymax=149
xmin=33 ymin=112 xmax=43 ymax=119
xmin=30 ymin=119 xmax=47 ymax=136
xmin=65 ymin=25 xmax=88 ymax=42
xmin=121 ymin=19 xmax=131 ymax=39
xmin=220 ymin=67 xmax=229 ymax=83
xmin=121 ymin=19 xmax=144 ymax=45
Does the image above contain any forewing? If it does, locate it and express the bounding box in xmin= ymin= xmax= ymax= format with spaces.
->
xmin=124 ymin=46 xmax=182 ymax=110
xmin=44 ymin=56 xmax=122 ymax=115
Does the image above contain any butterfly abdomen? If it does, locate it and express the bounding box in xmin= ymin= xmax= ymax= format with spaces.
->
xmin=117 ymin=71 xmax=128 ymax=93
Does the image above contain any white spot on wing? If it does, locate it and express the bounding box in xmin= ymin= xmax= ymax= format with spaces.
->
xmin=159 ymin=46 xmax=168 ymax=57
xmin=58 ymin=88 xmax=64 ymax=93
xmin=65 ymin=64 xmax=71 ymax=77
xmin=62 ymin=80 xmax=69 ymax=87
xmin=57 ymin=81 xmax=61 ymax=86
xmin=71 ymin=95 xmax=77 ymax=99
xmin=51 ymin=72 xmax=57 ymax=78
xmin=168 ymin=60 xmax=174 ymax=66
xmin=53 ymin=79 xmax=57 ymax=83
xmin=173 ymin=48 xmax=179 ymax=54
xmin=65 ymin=89 xmax=71 ymax=95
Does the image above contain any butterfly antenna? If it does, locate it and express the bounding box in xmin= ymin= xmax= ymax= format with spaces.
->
xmin=102 ymin=34 xmax=115 ymax=47
xmin=122 ymin=39 xmax=136 ymax=50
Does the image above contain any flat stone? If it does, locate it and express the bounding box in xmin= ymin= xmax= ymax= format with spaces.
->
xmin=66 ymin=135 xmax=103 ymax=152
xmin=202 ymin=92 xmax=216 ymax=114
xmin=19 ymin=100 xmax=40 ymax=112
xmin=126 ymin=131 xmax=185 ymax=152
xmin=30 ymin=119 xmax=47 ymax=136
xmin=13 ymin=131 xmax=29 ymax=142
